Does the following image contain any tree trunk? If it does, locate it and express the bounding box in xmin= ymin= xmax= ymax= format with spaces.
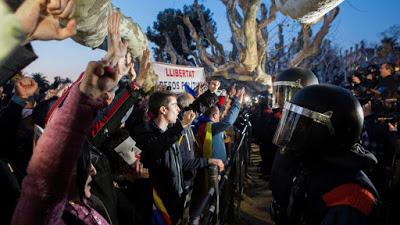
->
xmin=241 ymin=0 xmax=260 ymax=73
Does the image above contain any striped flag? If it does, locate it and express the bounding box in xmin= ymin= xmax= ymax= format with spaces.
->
xmin=152 ymin=188 xmax=172 ymax=225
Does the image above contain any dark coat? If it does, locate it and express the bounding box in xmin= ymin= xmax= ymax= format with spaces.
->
xmin=0 ymin=97 xmax=24 ymax=161
xmin=135 ymin=122 xmax=208 ymax=224
xmin=271 ymin=145 xmax=380 ymax=225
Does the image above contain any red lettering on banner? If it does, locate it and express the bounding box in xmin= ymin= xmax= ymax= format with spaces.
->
xmin=165 ymin=68 xmax=195 ymax=78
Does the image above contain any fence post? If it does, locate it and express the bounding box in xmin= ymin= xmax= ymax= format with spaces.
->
xmin=208 ymin=165 xmax=219 ymax=224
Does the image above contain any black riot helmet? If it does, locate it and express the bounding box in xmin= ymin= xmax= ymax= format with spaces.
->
xmin=272 ymin=67 xmax=319 ymax=109
xmin=273 ymin=84 xmax=364 ymax=160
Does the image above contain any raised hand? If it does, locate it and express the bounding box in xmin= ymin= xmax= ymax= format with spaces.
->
xmin=136 ymin=49 xmax=151 ymax=87
xmin=229 ymin=83 xmax=237 ymax=98
xmin=180 ymin=110 xmax=196 ymax=128
xmin=133 ymin=160 xmax=149 ymax=178
xmin=388 ymin=122 xmax=398 ymax=132
xmin=104 ymin=12 xmax=128 ymax=67
xmin=29 ymin=15 xmax=76 ymax=41
xmin=236 ymin=87 xmax=245 ymax=104
xmin=124 ymin=52 xmax=137 ymax=82
xmin=197 ymin=82 xmax=204 ymax=96
xmin=79 ymin=61 xmax=123 ymax=101
xmin=129 ymin=64 xmax=136 ymax=82
xmin=16 ymin=0 xmax=76 ymax=41
xmin=46 ymin=0 xmax=75 ymax=17
xmin=362 ymin=101 xmax=372 ymax=117
xmin=116 ymin=56 xmax=133 ymax=77
xmin=54 ymin=83 xmax=70 ymax=97
xmin=15 ymin=77 xmax=38 ymax=99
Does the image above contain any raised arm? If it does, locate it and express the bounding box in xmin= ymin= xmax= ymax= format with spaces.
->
xmin=212 ymin=87 xmax=244 ymax=134
xmin=12 ymin=60 xmax=123 ymax=225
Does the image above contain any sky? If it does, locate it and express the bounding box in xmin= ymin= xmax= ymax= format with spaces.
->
xmin=24 ymin=0 xmax=400 ymax=81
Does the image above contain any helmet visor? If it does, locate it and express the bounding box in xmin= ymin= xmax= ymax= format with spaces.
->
xmin=272 ymin=81 xmax=302 ymax=109
xmin=273 ymin=102 xmax=335 ymax=150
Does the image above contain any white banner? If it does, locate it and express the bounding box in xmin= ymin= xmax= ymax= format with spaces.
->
xmin=153 ymin=62 xmax=206 ymax=93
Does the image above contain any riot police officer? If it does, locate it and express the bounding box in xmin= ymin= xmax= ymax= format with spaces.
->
xmin=258 ymin=67 xmax=318 ymax=178
xmin=270 ymin=84 xmax=379 ymax=225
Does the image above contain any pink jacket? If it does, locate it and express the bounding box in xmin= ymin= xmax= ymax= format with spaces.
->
xmin=12 ymin=84 xmax=103 ymax=225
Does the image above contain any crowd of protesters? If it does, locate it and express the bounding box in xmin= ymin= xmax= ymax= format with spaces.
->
xmin=0 ymin=1 xmax=246 ymax=225
xmin=2 ymin=0 xmax=400 ymax=225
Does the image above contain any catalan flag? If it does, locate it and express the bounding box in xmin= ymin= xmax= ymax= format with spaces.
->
xmin=152 ymin=188 xmax=172 ymax=225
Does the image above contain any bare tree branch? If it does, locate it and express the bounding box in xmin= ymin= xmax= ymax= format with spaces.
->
xmin=163 ymin=33 xmax=177 ymax=64
xmin=232 ymin=0 xmax=244 ymax=26
xmin=163 ymin=33 xmax=190 ymax=65
xmin=183 ymin=15 xmax=239 ymax=74
xmin=303 ymin=25 xmax=311 ymax=50
xmin=193 ymin=2 xmax=225 ymax=60
xmin=289 ymin=7 xmax=339 ymax=67
xmin=260 ymin=2 xmax=267 ymax=19
xmin=221 ymin=0 xmax=244 ymax=56
xmin=177 ymin=25 xmax=190 ymax=54
xmin=238 ymin=0 xmax=249 ymax=13
xmin=177 ymin=25 xmax=202 ymax=66
xmin=257 ymin=1 xmax=277 ymax=30
xmin=212 ymin=72 xmax=256 ymax=81
xmin=311 ymin=7 xmax=339 ymax=52
xmin=183 ymin=15 xmax=217 ymax=71
xmin=211 ymin=70 xmax=271 ymax=86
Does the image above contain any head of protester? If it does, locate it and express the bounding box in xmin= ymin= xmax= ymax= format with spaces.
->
xmin=272 ymin=67 xmax=319 ymax=109
xmin=379 ymin=63 xmax=395 ymax=78
xmin=149 ymin=91 xmax=186 ymax=130
xmin=75 ymin=147 xmax=98 ymax=201
xmin=104 ymin=129 xmax=148 ymax=176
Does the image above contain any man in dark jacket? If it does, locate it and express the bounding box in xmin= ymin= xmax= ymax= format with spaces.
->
xmin=375 ymin=63 xmax=399 ymax=98
xmin=135 ymin=91 xmax=223 ymax=225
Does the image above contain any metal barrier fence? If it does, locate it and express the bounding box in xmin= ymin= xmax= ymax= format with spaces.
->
xmin=190 ymin=113 xmax=252 ymax=225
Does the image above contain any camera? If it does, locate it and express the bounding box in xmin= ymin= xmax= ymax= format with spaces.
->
xmin=347 ymin=64 xmax=380 ymax=90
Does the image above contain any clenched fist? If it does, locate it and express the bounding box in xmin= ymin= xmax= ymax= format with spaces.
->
xmin=15 ymin=77 xmax=38 ymax=99
xmin=79 ymin=61 xmax=122 ymax=101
